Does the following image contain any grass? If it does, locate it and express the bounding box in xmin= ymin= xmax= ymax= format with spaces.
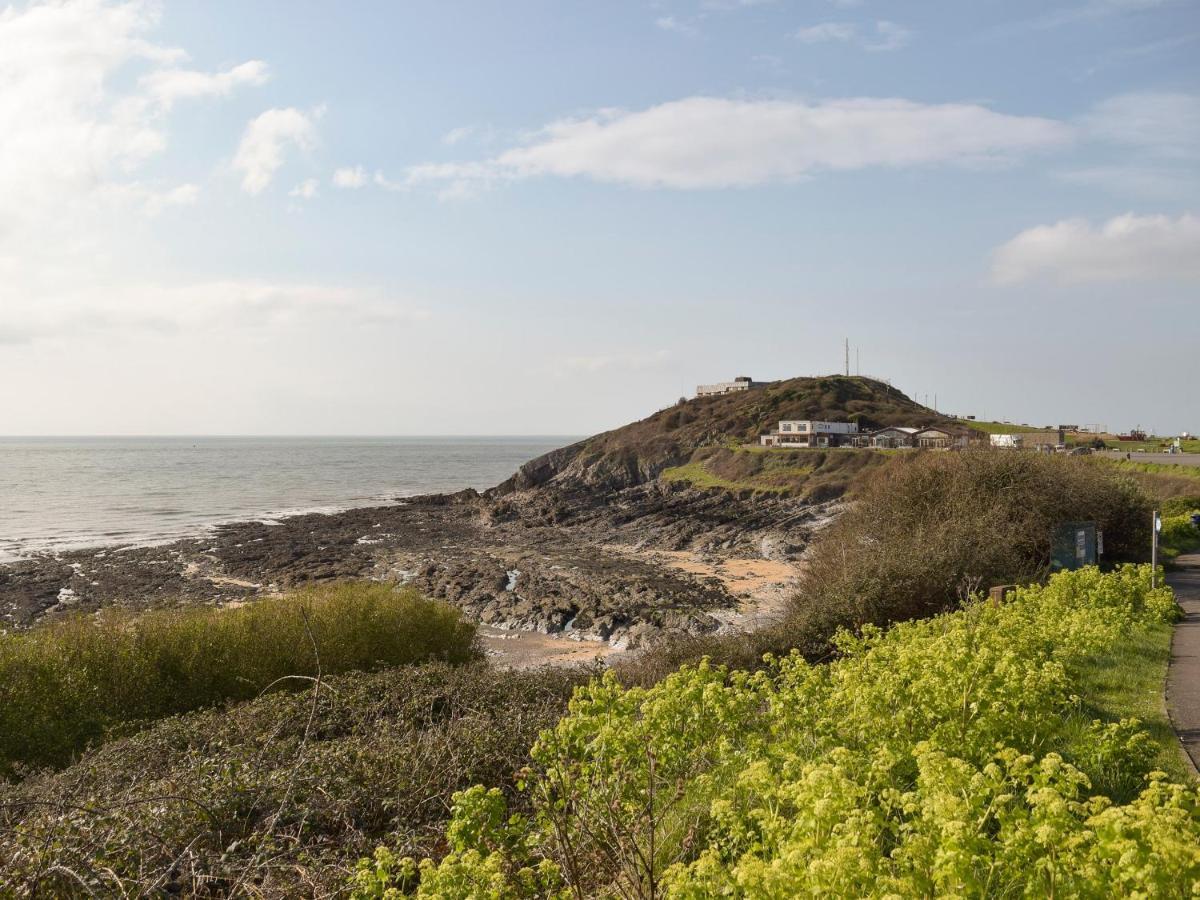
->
xmin=1105 ymin=459 xmax=1200 ymax=480
xmin=660 ymin=460 xmax=800 ymax=494
xmin=955 ymin=418 xmax=1047 ymax=434
xmin=659 ymin=445 xmax=888 ymax=500
xmin=1101 ymin=439 xmax=1200 ymax=453
xmin=1071 ymin=621 xmax=1192 ymax=785
xmin=0 ymin=582 xmax=479 ymax=777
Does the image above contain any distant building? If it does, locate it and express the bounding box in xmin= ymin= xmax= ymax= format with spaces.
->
xmin=991 ymin=429 xmax=1066 ymax=451
xmin=760 ymin=420 xmax=859 ymax=448
xmin=696 ymin=375 xmax=766 ymax=397
xmin=912 ymin=426 xmax=966 ymax=450
xmin=862 ymin=426 xmax=919 ymax=449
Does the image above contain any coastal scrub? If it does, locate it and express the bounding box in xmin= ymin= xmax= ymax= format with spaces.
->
xmin=357 ymin=565 xmax=1199 ymax=897
xmin=0 ymin=582 xmax=478 ymax=776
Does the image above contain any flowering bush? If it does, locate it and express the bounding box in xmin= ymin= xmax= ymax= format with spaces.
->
xmin=355 ymin=566 xmax=1197 ymax=898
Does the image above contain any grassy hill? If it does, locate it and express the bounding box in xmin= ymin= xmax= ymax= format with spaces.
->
xmin=497 ymin=376 xmax=956 ymax=494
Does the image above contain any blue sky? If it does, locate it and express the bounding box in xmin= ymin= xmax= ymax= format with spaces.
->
xmin=0 ymin=0 xmax=1197 ymax=435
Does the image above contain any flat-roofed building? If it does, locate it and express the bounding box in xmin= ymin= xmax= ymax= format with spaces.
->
xmin=696 ymin=376 xmax=766 ymax=397
xmin=759 ymin=419 xmax=859 ymax=448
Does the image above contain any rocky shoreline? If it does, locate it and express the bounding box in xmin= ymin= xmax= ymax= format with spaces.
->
xmin=0 ymin=478 xmax=838 ymax=650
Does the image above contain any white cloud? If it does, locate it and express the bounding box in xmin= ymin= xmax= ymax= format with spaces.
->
xmin=1059 ymin=93 xmax=1200 ymax=198
xmin=442 ymin=126 xmax=474 ymax=145
xmin=0 ymin=0 xmax=268 ymax=232
xmin=0 ymin=279 xmax=430 ymax=346
xmin=992 ymin=213 xmax=1200 ymax=284
xmin=289 ymin=178 xmax=319 ymax=199
xmin=140 ymin=59 xmax=268 ymax=110
xmin=233 ymin=106 xmax=320 ymax=194
xmin=795 ymin=20 xmax=913 ymax=50
xmin=655 ymin=15 xmax=699 ymax=36
xmin=404 ymin=96 xmax=1072 ymax=192
xmin=994 ymin=0 xmax=1183 ymax=35
xmin=332 ymin=165 xmax=369 ymax=188
xmin=795 ymin=21 xmax=857 ymax=43
xmin=1079 ymin=92 xmax=1200 ymax=157
xmin=866 ymin=20 xmax=913 ymax=51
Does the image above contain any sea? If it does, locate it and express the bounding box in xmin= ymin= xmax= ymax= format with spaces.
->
xmin=0 ymin=436 xmax=576 ymax=563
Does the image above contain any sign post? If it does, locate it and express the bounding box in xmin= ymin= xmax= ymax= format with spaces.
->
xmin=1151 ymin=509 xmax=1161 ymax=589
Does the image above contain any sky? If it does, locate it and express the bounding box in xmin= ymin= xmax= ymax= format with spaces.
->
xmin=0 ymin=0 xmax=1197 ymax=436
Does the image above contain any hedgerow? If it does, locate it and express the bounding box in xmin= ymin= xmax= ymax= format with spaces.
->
xmin=355 ymin=565 xmax=1198 ymax=898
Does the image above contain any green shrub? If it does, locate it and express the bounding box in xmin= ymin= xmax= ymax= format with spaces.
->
xmin=365 ymin=566 xmax=1198 ymax=897
xmin=0 ymin=582 xmax=478 ymax=777
xmin=621 ymin=450 xmax=1155 ymax=685
xmin=1160 ymin=510 xmax=1200 ymax=561
xmin=0 ymin=662 xmax=588 ymax=896
xmin=792 ymin=449 xmax=1151 ymax=631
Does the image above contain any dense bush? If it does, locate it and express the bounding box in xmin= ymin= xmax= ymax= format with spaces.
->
xmin=620 ymin=450 xmax=1154 ymax=685
xmin=0 ymin=662 xmax=590 ymax=896
xmin=360 ymin=566 xmax=1197 ymax=898
xmin=1161 ymin=509 xmax=1200 ymax=561
xmin=792 ymin=449 xmax=1151 ymax=631
xmin=0 ymin=582 xmax=478 ymax=776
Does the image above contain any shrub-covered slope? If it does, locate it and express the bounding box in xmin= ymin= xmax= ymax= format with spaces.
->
xmin=0 ymin=663 xmax=589 ymax=896
xmin=366 ymin=566 xmax=1197 ymax=898
xmin=495 ymin=376 xmax=955 ymax=494
xmin=0 ymin=582 xmax=477 ymax=777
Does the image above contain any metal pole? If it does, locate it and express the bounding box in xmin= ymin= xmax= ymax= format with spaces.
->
xmin=1151 ymin=508 xmax=1159 ymax=588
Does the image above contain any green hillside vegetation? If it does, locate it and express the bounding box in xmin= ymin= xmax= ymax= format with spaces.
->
xmin=1107 ymin=458 xmax=1200 ymax=481
xmin=0 ymin=582 xmax=477 ymax=777
xmin=794 ymin=448 xmax=1149 ymax=629
xmin=0 ymin=662 xmax=588 ymax=895
xmin=1161 ymin=511 xmax=1200 ymax=562
xmin=359 ymin=566 xmax=1196 ymax=898
xmin=954 ymin=418 xmax=1046 ymax=434
xmin=501 ymin=376 xmax=954 ymax=492
xmin=613 ymin=449 xmax=1152 ymax=687
xmin=660 ymin=446 xmax=889 ymax=500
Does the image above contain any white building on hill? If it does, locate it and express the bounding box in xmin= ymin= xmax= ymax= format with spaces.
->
xmin=696 ymin=376 xmax=766 ymax=397
xmin=760 ymin=420 xmax=860 ymax=448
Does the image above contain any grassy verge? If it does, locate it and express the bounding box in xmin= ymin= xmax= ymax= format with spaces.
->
xmin=0 ymin=582 xmax=478 ymax=777
xmin=1106 ymin=459 xmax=1200 ymax=480
xmin=1071 ymin=621 xmax=1191 ymax=784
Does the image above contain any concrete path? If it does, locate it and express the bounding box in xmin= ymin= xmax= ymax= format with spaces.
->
xmin=1166 ymin=552 xmax=1200 ymax=776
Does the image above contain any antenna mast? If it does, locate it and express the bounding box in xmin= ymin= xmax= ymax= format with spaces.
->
xmin=844 ymin=338 xmax=850 ymax=376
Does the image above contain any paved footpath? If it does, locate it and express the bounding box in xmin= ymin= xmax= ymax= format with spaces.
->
xmin=1166 ymin=551 xmax=1200 ymax=776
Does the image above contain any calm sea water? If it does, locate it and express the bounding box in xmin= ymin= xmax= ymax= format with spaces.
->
xmin=0 ymin=436 xmax=575 ymax=562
